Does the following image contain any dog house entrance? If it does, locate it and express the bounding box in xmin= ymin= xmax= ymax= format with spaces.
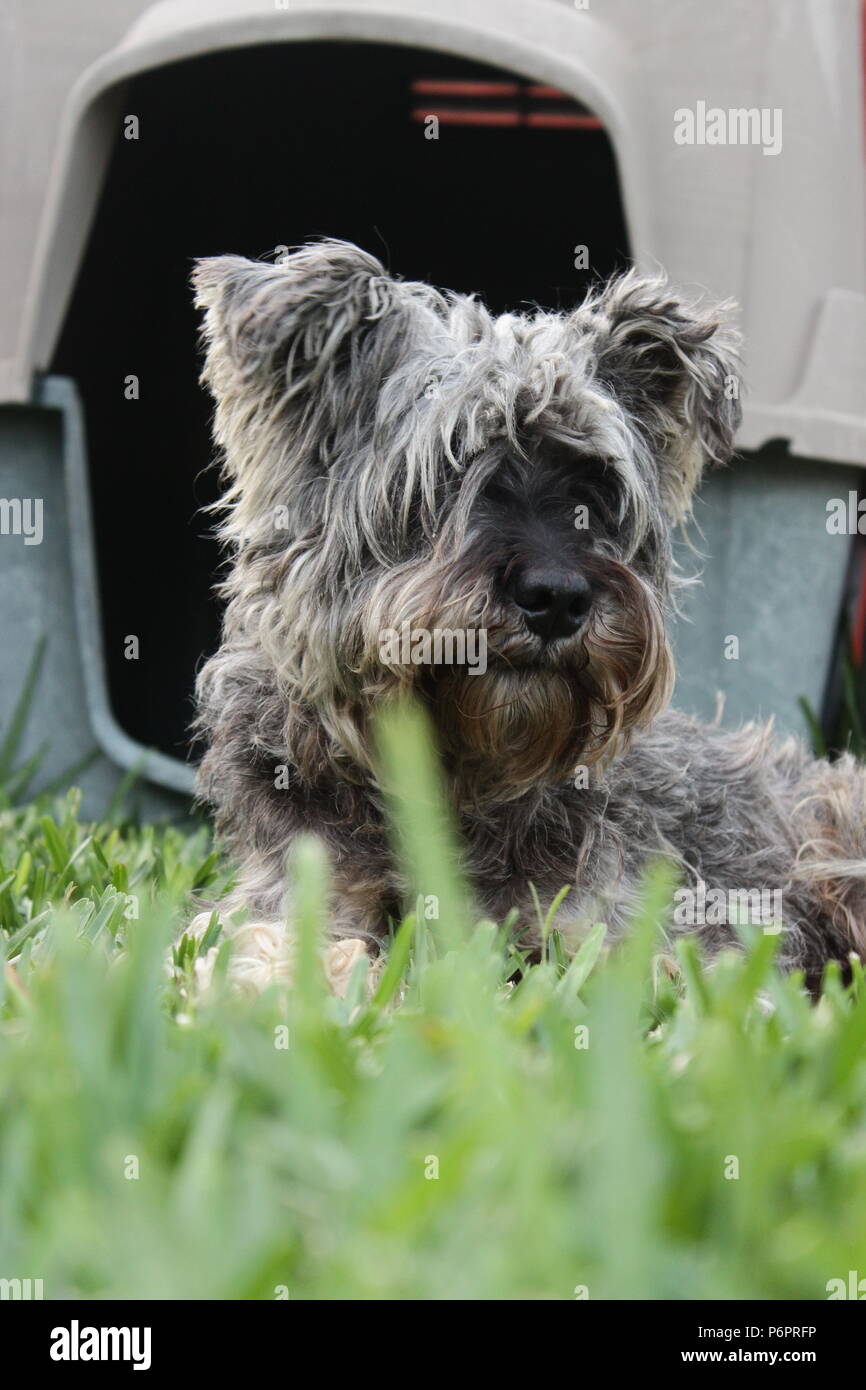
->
xmin=51 ymin=39 xmax=629 ymax=775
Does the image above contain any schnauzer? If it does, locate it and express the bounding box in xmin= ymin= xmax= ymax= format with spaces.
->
xmin=189 ymin=240 xmax=866 ymax=995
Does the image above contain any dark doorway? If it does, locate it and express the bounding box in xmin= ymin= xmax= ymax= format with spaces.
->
xmin=51 ymin=39 xmax=630 ymax=769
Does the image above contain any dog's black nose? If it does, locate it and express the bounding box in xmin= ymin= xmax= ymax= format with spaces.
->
xmin=506 ymin=566 xmax=592 ymax=642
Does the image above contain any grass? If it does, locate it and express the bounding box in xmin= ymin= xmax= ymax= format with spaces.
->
xmin=2 ymin=694 xmax=866 ymax=1299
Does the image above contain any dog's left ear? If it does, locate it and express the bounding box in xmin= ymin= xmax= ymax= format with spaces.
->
xmin=192 ymin=240 xmax=405 ymax=404
xmin=586 ymin=271 xmax=742 ymax=522
xmin=191 ymin=240 xmax=436 ymax=474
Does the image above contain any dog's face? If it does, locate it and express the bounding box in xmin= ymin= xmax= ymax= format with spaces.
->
xmin=194 ymin=241 xmax=740 ymax=799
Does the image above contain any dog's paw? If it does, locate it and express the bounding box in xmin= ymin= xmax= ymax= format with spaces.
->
xmin=183 ymin=912 xmax=382 ymax=999
xmin=323 ymin=936 xmax=385 ymax=997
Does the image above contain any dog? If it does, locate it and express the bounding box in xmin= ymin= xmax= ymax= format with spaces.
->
xmin=188 ymin=239 xmax=866 ymax=996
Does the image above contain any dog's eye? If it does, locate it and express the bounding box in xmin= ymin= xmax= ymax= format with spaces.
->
xmin=573 ymin=456 xmax=618 ymax=492
xmin=481 ymin=475 xmax=514 ymax=505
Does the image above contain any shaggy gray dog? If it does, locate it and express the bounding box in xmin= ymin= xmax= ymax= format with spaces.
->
xmin=190 ymin=239 xmax=866 ymax=995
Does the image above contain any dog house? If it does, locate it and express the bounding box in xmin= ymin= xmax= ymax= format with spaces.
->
xmin=1 ymin=0 xmax=864 ymax=813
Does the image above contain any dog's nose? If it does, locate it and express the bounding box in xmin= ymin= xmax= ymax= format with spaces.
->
xmin=506 ymin=566 xmax=592 ymax=642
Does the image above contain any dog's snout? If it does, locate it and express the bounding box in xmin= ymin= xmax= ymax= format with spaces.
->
xmin=505 ymin=565 xmax=592 ymax=642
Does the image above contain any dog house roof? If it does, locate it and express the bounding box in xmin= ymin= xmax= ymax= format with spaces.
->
xmin=2 ymin=0 xmax=865 ymax=463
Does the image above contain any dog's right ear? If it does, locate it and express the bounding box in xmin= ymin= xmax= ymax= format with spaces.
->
xmin=192 ymin=240 xmax=417 ymax=434
xmin=581 ymin=270 xmax=742 ymax=525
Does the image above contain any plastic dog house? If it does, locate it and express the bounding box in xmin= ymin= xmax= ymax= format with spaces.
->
xmin=1 ymin=0 xmax=863 ymax=811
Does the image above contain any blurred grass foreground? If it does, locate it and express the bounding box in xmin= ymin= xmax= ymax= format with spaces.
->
xmin=1 ymin=693 xmax=866 ymax=1300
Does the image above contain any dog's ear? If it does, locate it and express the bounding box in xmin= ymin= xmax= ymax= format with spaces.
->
xmin=585 ymin=270 xmax=742 ymax=523
xmin=192 ymin=240 xmax=423 ymax=457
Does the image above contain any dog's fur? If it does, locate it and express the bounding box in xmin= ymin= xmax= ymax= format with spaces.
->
xmin=190 ymin=239 xmax=866 ymax=994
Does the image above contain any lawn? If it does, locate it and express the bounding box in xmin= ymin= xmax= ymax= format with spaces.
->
xmin=1 ymin=694 xmax=866 ymax=1301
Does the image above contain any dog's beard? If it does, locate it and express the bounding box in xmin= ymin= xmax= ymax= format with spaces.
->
xmin=431 ymin=563 xmax=672 ymax=801
xmin=431 ymin=664 xmax=593 ymax=800
xmin=353 ymin=555 xmax=673 ymax=804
